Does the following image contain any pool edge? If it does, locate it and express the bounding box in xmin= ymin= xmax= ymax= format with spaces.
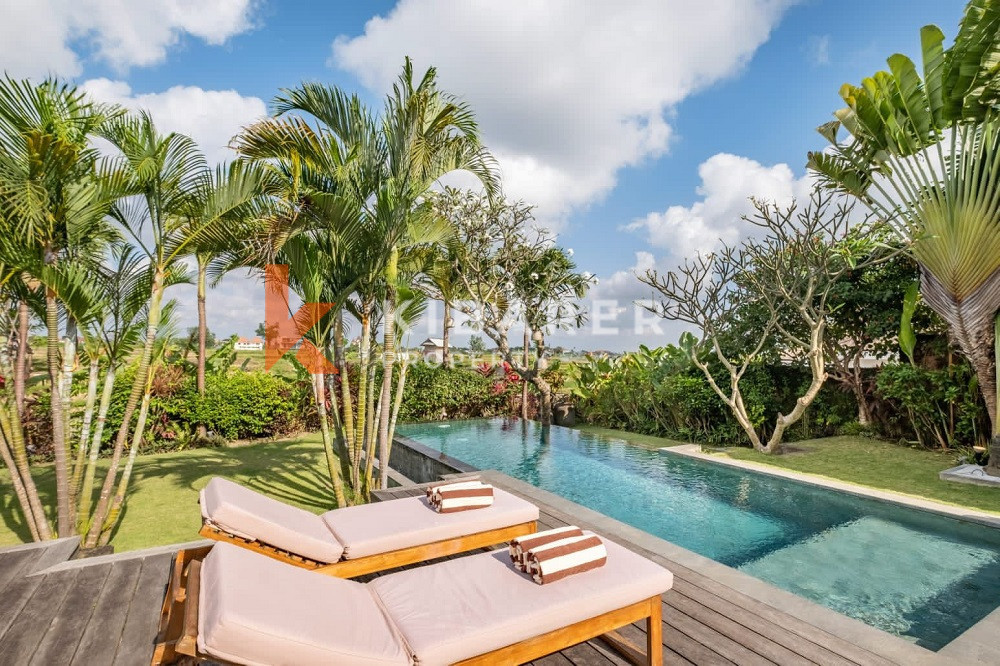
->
xmin=660 ymin=444 xmax=1000 ymax=530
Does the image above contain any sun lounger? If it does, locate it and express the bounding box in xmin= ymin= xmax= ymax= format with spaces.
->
xmin=152 ymin=537 xmax=673 ymax=666
xmin=198 ymin=477 xmax=539 ymax=577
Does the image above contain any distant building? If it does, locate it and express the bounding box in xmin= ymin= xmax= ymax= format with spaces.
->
xmin=235 ymin=336 xmax=264 ymax=351
xmin=420 ymin=337 xmax=445 ymax=363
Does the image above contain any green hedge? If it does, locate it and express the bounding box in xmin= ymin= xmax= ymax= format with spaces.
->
xmin=396 ymin=364 xmax=512 ymax=422
xmin=102 ymin=366 xmax=312 ymax=450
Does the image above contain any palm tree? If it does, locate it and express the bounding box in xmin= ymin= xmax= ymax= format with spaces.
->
xmin=0 ymin=77 xmax=119 ymax=536
xmin=84 ymin=115 xmax=272 ymax=547
xmin=74 ymin=244 xmax=159 ymax=533
xmin=420 ymin=239 xmax=468 ymax=368
xmin=184 ymin=161 xmax=280 ymax=441
xmin=368 ymin=59 xmax=497 ymax=488
xmin=237 ymin=60 xmax=496 ymax=491
xmin=808 ymin=1 xmax=1000 ymax=473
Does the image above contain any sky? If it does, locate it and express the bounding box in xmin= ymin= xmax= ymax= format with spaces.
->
xmin=1 ymin=0 xmax=968 ymax=351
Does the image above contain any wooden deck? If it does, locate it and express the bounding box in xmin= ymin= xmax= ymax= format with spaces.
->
xmin=0 ymin=471 xmax=954 ymax=665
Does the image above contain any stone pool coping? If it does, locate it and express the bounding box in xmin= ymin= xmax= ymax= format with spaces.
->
xmin=661 ymin=444 xmax=1000 ymax=663
xmin=661 ymin=444 xmax=1000 ymax=529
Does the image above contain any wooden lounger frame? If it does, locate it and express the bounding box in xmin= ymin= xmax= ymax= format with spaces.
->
xmin=199 ymin=518 xmax=537 ymax=578
xmin=151 ymin=548 xmax=662 ymax=666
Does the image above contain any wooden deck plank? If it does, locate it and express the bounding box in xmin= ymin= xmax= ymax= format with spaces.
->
xmin=662 ymin=562 xmax=894 ymax=666
xmin=558 ymin=641 xmax=618 ymax=665
xmin=0 ymin=568 xmax=79 ymax=663
xmin=26 ymin=537 xmax=80 ymax=574
xmin=29 ymin=563 xmax=112 ymax=666
xmin=664 ymin=591 xmax=813 ymax=666
xmin=0 ymin=549 xmax=37 ymax=594
xmin=668 ymin=579 xmax=855 ymax=666
xmin=661 ymin=601 xmax=776 ymax=666
xmin=70 ymin=558 xmax=143 ymax=666
xmin=113 ymin=553 xmax=174 ymax=666
xmin=0 ymin=567 xmax=45 ymax=642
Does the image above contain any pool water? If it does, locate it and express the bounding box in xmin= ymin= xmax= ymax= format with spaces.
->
xmin=398 ymin=417 xmax=1000 ymax=650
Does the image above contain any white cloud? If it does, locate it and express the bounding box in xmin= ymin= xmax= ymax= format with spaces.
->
xmin=626 ymin=152 xmax=814 ymax=259
xmin=330 ymin=0 xmax=795 ymax=230
xmin=808 ymin=34 xmax=831 ymax=66
xmin=0 ymin=0 xmax=256 ymax=78
xmin=81 ymin=79 xmax=266 ymax=164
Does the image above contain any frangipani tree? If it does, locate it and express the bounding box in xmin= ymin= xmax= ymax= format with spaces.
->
xmin=438 ymin=188 xmax=591 ymax=425
xmin=808 ymin=0 xmax=1000 ymax=472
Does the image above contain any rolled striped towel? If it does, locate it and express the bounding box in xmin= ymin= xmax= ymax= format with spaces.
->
xmin=425 ymin=480 xmax=494 ymax=513
xmin=508 ymin=526 xmax=585 ymax=572
xmin=524 ymin=533 xmax=607 ymax=585
xmin=425 ymin=477 xmax=484 ymax=503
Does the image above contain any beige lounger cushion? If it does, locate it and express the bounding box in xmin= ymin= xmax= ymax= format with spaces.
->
xmin=200 ymin=477 xmax=344 ymax=563
xmin=322 ymin=487 xmax=539 ymax=559
xmin=198 ymin=542 xmax=411 ymax=666
xmin=370 ymin=536 xmax=673 ymax=665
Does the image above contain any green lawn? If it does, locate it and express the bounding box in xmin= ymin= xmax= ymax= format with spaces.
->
xmin=719 ymin=436 xmax=1000 ymax=514
xmin=0 ymin=433 xmax=333 ymax=553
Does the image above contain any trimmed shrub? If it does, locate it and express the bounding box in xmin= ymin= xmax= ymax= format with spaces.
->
xmin=396 ymin=363 xmax=512 ymax=422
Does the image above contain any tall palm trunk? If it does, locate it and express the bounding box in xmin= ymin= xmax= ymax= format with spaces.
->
xmin=98 ymin=374 xmax=154 ymax=545
xmin=14 ymin=300 xmax=29 ymax=415
xmin=77 ymin=366 xmax=115 ymax=531
xmin=353 ymin=305 xmax=372 ymax=487
xmin=377 ymin=247 xmax=398 ymax=490
xmin=196 ymin=256 xmax=208 ymax=439
xmin=70 ymin=358 xmax=100 ymax=508
xmin=45 ymin=288 xmax=71 ymax=536
xmin=85 ymin=271 xmax=164 ymax=548
xmin=60 ymin=317 xmax=77 ymax=454
xmin=0 ymin=428 xmax=39 ymax=540
xmin=362 ymin=361 xmax=378 ymax=491
xmin=0 ymin=400 xmax=51 ymax=539
xmin=387 ymin=357 xmax=408 ymax=455
xmin=312 ymin=372 xmax=347 ymax=507
xmin=521 ymin=327 xmax=529 ymax=420
xmin=334 ymin=312 xmax=357 ymax=487
xmin=442 ymin=300 xmax=451 ymax=369
xmin=919 ymin=269 xmax=1000 ymax=475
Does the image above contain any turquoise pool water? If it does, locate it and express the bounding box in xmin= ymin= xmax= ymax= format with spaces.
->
xmin=398 ymin=417 xmax=1000 ymax=650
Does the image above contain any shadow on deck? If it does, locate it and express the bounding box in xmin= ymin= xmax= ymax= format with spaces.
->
xmin=0 ymin=471 xmax=962 ymax=665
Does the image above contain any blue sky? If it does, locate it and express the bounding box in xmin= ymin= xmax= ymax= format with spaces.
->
xmin=4 ymin=0 xmax=968 ymax=350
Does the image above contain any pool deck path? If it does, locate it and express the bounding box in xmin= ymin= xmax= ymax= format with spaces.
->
xmin=0 ymin=470 xmax=987 ymax=665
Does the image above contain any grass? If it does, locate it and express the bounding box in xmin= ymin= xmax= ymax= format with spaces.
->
xmin=0 ymin=433 xmax=333 ymax=553
xmin=719 ymin=435 xmax=1000 ymax=514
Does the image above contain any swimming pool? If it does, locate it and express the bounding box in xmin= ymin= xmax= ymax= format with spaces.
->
xmin=397 ymin=417 xmax=1000 ymax=650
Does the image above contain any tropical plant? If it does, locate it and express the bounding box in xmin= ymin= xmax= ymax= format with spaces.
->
xmin=641 ymin=189 xmax=888 ymax=453
xmin=236 ymin=59 xmax=497 ymax=495
xmin=0 ymin=77 xmax=121 ymax=538
xmin=437 ymin=189 xmax=591 ymax=425
xmin=808 ymin=0 xmax=1000 ymax=472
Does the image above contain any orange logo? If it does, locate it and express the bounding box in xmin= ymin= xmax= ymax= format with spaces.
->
xmin=264 ymin=264 xmax=337 ymax=373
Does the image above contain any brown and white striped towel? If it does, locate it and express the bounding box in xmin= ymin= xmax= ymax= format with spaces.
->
xmin=425 ymin=479 xmax=494 ymax=513
xmin=508 ymin=526 xmax=585 ymax=572
xmin=424 ymin=476 xmax=481 ymax=500
xmin=524 ymin=533 xmax=607 ymax=585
